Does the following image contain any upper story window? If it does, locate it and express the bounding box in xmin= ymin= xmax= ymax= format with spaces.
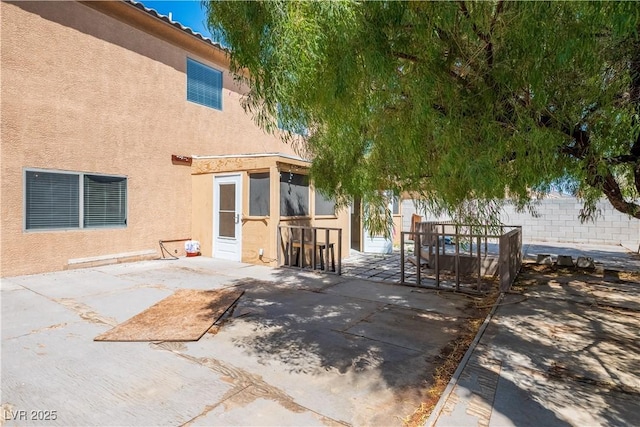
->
xmin=187 ymin=58 xmax=222 ymax=110
xmin=25 ymin=169 xmax=127 ymax=231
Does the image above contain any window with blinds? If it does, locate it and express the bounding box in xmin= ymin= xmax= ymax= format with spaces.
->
xmin=25 ymin=171 xmax=79 ymax=229
xmin=83 ymin=175 xmax=127 ymax=228
xmin=25 ymin=170 xmax=127 ymax=230
xmin=187 ymin=57 xmax=222 ymax=110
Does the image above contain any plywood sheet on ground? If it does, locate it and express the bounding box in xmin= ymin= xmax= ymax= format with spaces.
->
xmin=94 ymin=288 xmax=243 ymax=342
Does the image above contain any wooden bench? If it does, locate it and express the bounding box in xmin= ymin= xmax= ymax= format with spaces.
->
xmin=286 ymin=240 xmax=335 ymax=272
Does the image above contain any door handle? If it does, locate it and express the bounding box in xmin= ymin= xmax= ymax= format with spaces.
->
xmin=235 ymin=214 xmax=240 ymax=224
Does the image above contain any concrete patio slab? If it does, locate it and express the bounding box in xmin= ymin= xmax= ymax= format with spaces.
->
xmin=325 ymin=279 xmax=477 ymax=317
xmin=74 ymin=287 xmax=175 ymax=325
xmin=343 ymin=306 xmax=461 ymax=353
xmin=1 ymin=288 xmax=81 ymax=339
xmin=189 ymin=395 xmax=337 ymax=426
xmin=2 ymin=322 xmax=234 ymax=427
xmin=1 ymin=257 xmax=481 ymax=426
xmin=429 ymin=250 xmax=640 ymax=427
xmin=105 ymin=263 xmax=238 ymax=291
xmin=3 ymin=269 xmax=139 ymax=299
xmin=5 ymin=241 xmax=637 ymax=426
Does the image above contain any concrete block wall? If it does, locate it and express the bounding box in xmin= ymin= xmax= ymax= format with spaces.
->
xmin=402 ymin=197 xmax=640 ymax=251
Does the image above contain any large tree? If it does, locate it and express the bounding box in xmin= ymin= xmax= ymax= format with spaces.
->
xmin=204 ymin=1 xmax=640 ymax=231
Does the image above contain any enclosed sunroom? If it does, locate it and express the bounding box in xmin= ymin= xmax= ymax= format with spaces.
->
xmin=190 ymin=153 xmax=350 ymax=268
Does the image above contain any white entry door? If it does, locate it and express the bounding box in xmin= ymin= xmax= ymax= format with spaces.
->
xmin=213 ymin=174 xmax=242 ymax=261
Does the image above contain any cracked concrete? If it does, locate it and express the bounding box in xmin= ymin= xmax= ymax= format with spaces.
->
xmin=1 ymin=256 xmax=482 ymax=426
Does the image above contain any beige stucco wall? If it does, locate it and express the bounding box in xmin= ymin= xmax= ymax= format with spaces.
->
xmin=0 ymin=1 xmax=296 ymax=276
xmin=191 ymin=174 xmax=214 ymax=257
xmin=191 ymin=157 xmax=350 ymax=267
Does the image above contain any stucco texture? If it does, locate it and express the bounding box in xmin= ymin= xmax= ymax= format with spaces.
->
xmin=0 ymin=1 xmax=296 ymax=276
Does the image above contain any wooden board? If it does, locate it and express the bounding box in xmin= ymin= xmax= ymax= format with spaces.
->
xmin=94 ymin=288 xmax=243 ymax=342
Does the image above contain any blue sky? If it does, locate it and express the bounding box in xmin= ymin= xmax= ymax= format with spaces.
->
xmin=139 ymin=1 xmax=212 ymax=39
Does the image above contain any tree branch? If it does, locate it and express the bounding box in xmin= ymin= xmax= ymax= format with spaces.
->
xmin=392 ymin=51 xmax=420 ymax=63
xmin=600 ymin=172 xmax=640 ymax=219
xmin=459 ymin=0 xmax=503 ymax=76
xmin=458 ymin=1 xmax=488 ymax=43
xmin=604 ymin=154 xmax=640 ymax=165
xmin=543 ymin=110 xmax=640 ymax=216
xmin=489 ymin=1 xmax=504 ymax=35
xmin=485 ymin=0 xmax=504 ymax=69
xmin=569 ymin=128 xmax=640 ymax=218
xmin=629 ymin=24 xmax=640 ymax=194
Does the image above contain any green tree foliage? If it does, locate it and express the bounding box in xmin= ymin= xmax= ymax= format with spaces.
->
xmin=204 ymin=1 xmax=640 ymax=232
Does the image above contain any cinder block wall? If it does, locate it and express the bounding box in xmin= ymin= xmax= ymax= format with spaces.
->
xmin=402 ymin=197 xmax=640 ymax=251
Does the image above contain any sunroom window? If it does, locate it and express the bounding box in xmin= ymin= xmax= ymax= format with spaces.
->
xmin=249 ymin=172 xmax=270 ymax=216
xmin=280 ymin=172 xmax=309 ymax=216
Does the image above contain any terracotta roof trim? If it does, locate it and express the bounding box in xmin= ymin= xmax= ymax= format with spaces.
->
xmin=192 ymin=153 xmax=310 ymax=163
xmin=124 ymin=0 xmax=228 ymax=52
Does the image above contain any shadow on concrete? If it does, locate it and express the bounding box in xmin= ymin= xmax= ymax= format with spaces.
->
xmin=212 ymin=267 xmax=488 ymax=424
xmin=434 ymin=263 xmax=640 ymax=426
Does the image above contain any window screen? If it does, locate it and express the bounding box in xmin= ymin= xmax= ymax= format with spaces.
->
xmin=25 ymin=171 xmax=79 ymax=229
xmin=218 ymin=183 xmax=236 ymax=238
xmin=280 ymin=172 xmax=309 ymax=216
xmin=315 ymin=190 xmax=335 ymax=216
xmin=187 ymin=58 xmax=222 ymax=110
xmin=25 ymin=170 xmax=127 ymax=230
xmin=84 ymin=175 xmax=127 ymax=227
xmin=249 ymin=172 xmax=270 ymax=216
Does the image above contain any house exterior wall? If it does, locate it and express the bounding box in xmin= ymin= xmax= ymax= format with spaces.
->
xmin=191 ymin=173 xmax=214 ymax=257
xmin=0 ymin=1 xmax=296 ymax=276
xmin=401 ymin=197 xmax=640 ymax=251
xmin=191 ymin=156 xmax=350 ymax=266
